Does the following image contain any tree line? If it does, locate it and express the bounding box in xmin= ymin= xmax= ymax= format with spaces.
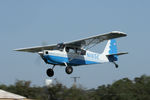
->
xmin=0 ymin=75 xmax=150 ymax=100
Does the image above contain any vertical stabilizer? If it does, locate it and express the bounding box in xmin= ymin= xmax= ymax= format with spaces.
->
xmin=103 ymin=39 xmax=117 ymax=55
xmin=102 ymin=39 xmax=118 ymax=62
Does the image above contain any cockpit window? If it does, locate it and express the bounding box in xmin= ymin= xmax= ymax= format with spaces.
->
xmin=57 ymin=43 xmax=65 ymax=51
xmin=66 ymin=47 xmax=69 ymax=52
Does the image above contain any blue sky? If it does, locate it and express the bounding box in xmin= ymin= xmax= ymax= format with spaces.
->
xmin=0 ymin=0 xmax=150 ymax=89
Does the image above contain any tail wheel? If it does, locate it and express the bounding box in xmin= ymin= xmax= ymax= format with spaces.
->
xmin=46 ymin=68 xmax=54 ymax=77
xmin=65 ymin=66 xmax=73 ymax=74
xmin=115 ymin=64 xmax=119 ymax=68
xmin=113 ymin=61 xmax=119 ymax=68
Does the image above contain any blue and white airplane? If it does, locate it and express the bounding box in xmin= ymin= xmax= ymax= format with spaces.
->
xmin=14 ymin=31 xmax=127 ymax=77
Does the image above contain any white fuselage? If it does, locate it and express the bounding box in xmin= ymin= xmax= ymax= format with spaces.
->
xmin=42 ymin=48 xmax=109 ymax=66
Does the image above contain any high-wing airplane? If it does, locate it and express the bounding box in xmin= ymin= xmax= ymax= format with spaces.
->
xmin=14 ymin=31 xmax=127 ymax=77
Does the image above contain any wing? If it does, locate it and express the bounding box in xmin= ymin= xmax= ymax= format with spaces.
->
xmin=65 ymin=31 xmax=127 ymax=49
xmin=14 ymin=31 xmax=127 ymax=53
xmin=14 ymin=44 xmax=58 ymax=53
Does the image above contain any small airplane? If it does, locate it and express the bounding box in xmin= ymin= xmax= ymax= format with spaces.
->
xmin=14 ymin=31 xmax=128 ymax=77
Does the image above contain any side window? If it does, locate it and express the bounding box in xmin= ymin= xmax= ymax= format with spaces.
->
xmin=65 ymin=47 xmax=86 ymax=55
xmin=76 ymin=49 xmax=81 ymax=54
xmin=76 ymin=48 xmax=86 ymax=55
xmin=81 ymin=50 xmax=86 ymax=55
xmin=69 ymin=48 xmax=75 ymax=53
xmin=66 ymin=47 xmax=75 ymax=53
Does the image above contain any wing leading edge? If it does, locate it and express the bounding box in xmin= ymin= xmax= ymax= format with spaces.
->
xmin=14 ymin=31 xmax=127 ymax=53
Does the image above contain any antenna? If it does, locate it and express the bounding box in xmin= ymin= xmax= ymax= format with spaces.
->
xmin=71 ymin=77 xmax=80 ymax=87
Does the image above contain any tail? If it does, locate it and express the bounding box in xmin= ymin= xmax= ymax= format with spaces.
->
xmin=102 ymin=39 xmax=128 ymax=62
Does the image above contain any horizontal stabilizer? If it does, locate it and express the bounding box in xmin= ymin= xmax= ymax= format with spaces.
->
xmin=107 ymin=52 xmax=128 ymax=56
xmin=106 ymin=52 xmax=128 ymax=62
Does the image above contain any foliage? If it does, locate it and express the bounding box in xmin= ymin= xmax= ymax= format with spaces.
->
xmin=0 ymin=75 xmax=150 ymax=100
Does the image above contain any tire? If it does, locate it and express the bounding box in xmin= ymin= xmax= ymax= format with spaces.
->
xmin=65 ymin=66 xmax=73 ymax=74
xmin=46 ymin=68 xmax=54 ymax=77
xmin=115 ymin=64 xmax=119 ymax=68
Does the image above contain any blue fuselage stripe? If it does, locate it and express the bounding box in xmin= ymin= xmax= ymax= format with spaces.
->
xmin=43 ymin=55 xmax=100 ymax=66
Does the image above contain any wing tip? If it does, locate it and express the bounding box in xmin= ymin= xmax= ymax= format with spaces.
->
xmin=13 ymin=48 xmax=24 ymax=52
xmin=111 ymin=31 xmax=127 ymax=37
xmin=13 ymin=49 xmax=19 ymax=51
xmin=13 ymin=48 xmax=30 ymax=52
xmin=13 ymin=48 xmax=35 ymax=53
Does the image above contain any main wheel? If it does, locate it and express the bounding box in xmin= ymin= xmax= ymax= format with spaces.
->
xmin=46 ymin=68 xmax=54 ymax=77
xmin=65 ymin=66 xmax=73 ymax=74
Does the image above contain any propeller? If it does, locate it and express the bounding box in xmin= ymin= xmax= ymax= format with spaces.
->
xmin=34 ymin=41 xmax=48 ymax=66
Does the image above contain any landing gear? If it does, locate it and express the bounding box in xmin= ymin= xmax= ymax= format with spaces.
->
xmin=46 ymin=65 xmax=55 ymax=77
xmin=47 ymin=68 xmax=54 ymax=77
xmin=46 ymin=64 xmax=73 ymax=77
xmin=65 ymin=66 xmax=73 ymax=74
xmin=64 ymin=62 xmax=73 ymax=74
xmin=113 ymin=61 xmax=119 ymax=68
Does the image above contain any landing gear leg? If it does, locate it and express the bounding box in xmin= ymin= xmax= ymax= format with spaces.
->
xmin=113 ymin=61 xmax=119 ymax=68
xmin=46 ymin=65 xmax=55 ymax=77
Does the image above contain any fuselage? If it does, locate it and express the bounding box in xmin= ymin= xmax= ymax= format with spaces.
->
xmin=42 ymin=48 xmax=109 ymax=66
